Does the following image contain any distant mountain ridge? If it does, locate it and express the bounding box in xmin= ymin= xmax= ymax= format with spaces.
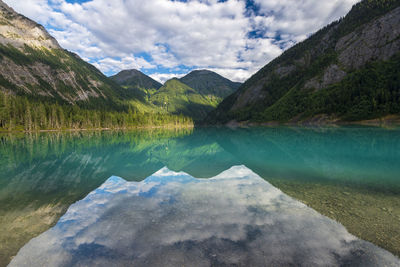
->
xmin=207 ymin=0 xmax=400 ymax=124
xmin=111 ymin=69 xmax=241 ymax=121
xmin=179 ymin=69 xmax=241 ymax=100
xmin=110 ymin=69 xmax=162 ymax=105
xmin=111 ymin=69 xmax=162 ymax=90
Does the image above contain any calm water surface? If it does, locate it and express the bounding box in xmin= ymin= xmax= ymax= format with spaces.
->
xmin=1 ymin=127 xmax=399 ymax=266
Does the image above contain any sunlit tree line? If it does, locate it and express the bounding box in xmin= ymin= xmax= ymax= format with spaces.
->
xmin=0 ymin=92 xmax=193 ymax=131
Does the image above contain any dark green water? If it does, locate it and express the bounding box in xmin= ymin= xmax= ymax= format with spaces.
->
xmin=1 ymin=127 xmax=400 ymax=266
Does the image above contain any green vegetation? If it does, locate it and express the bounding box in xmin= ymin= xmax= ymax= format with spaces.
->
xmin=0 ymin=41 xmax=194 ymax=130
xmin=111 ymin=69 xmax=162 ymax=89
xmin=150 ymin=78 xmax=216 ymax=121
xmin=110 ymin=69 xmax=162 ymax=103
xmin=259 ymin=54 xmax=400 ymax=122
xmin=0 ymin=44 xmax=240 ymax=126
xmin=0 ymin=91 xmax=193 ymax=132
xmin=0 ymin=43 xmax=196 ymax=130
xmin=0 ymin=47 xmax=129 ymax=119
xmin=335 ymin=0 xmax=400 ymax=37
xmin=0 ymin=43 xmax=138 ymax=107
xmin=112 ymin=70 xmax=241 ymax=121
xmin=208 ymin=0 xmax=400 ymax=124
xmin=179 ymin=70 xmax=241 ymax=101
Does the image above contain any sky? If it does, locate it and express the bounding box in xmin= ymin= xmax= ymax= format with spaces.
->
xmin=4 ymin=0 xmax=360 ymax=83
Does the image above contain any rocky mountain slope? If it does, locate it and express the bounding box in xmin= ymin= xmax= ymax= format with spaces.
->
xmin=0 ymin=0 xmax=132 ymax=107
xmin=0 ymin=1 xmax=59 ymax=49
xmin=208 ymin=0 xmax=400 ymax=124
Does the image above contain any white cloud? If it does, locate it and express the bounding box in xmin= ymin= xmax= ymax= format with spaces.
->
xmin=253 ymin=0 xmax=360 ymax=42
xmin=92 ymin=56 xmax=156 ymax=74
xmin=150 ymin=73 xmax=186 ymax=84
xmin=3 ymin=0 xmax=360 ymax=82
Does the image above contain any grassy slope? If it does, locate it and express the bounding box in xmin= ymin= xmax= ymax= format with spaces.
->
xmin=150 ymin=79 xmax=217 ymax=121
xmin=179 ymin=70 xmax=241 ymax=101
xmin=110 ymin=70 xmax=162 ymax=106
xmin=112 ymin=70 xmax=241 ymax=121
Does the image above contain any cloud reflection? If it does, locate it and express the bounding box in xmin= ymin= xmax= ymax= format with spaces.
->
xmin=10 ymin=166 xmax=400 ymax=267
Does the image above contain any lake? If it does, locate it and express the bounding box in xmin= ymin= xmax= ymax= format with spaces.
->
xmin=1 ymin=126 xmax=399 ymax=266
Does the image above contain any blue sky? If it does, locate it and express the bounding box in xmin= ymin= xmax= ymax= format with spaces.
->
xmin=4 ymin=0 xmax=359 ymax=83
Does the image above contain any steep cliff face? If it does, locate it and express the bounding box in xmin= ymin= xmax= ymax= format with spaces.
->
xmin=208 ymin=0 xmax=400 ymax=124
xmin=0 ymin=0 xmax=125 ymax=106
xmin=304 ymin=6 xmax=400 ymax=91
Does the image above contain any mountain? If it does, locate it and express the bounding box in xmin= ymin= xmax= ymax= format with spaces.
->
xmin=0 ymin=0 xmax=130 ymax=106
xmin=111 ymin=69 xmax=241 ymax=121
xmin=0 ymin=1 xmax=192 ymax=130
xmin=207 ymin=0 xmax=400 ymax=125
xmin=111 ymin=69 xmax=162 ymax=90
xmin=179 ymin=70 xmax=241 ymax=101
xmin=150 ymin=78 xmax=215 ymax=120
xmin=110 ymin=69 xmax=162 ymax=102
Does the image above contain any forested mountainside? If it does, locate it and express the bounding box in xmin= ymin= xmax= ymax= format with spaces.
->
xmin=110 ymin=69 xmax=162 ymax=103
xmin=179 ymin=70 xmax=241 ymax=101
xmin=207 ymin=0 xmax=400 ymax=124
xmin=112 ymin=69 xmax=241 ymax=121
xmin=0 ymin=1 xmax=192 ymax=131
xmin=151 ymin=78 xmax=216 ymax=120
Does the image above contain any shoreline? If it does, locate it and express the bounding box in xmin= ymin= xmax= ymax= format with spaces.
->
xmin=221 ymin=114 xmax=400 ymax=128
xmin=0 ymin=125 xmax=194 ymax=134
xmin=2 ymin=114 xmax=400 ymax=133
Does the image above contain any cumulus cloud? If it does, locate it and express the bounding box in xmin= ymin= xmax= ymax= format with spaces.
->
xmin=92 ymin=56 xmax=156 ymax=74
xmin=4 ymin=0 xmax=360 ymax=82
xmin=150 ymin=73 xmax=186 ymax=84
xmin=252 ymin=0 xmax=360 ymax=42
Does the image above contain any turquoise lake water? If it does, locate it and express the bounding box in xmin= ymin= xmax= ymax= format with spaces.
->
xmin=1 ymin=126 xmax=400 ymax=266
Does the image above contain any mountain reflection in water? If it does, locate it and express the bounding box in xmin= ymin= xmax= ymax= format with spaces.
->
xmin=1 ymin=127 xmax=400 ymax=265
xmin=9 ymin=166 xmax=400 ymax=267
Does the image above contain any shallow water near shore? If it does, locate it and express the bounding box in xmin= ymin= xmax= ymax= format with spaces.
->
xmin=1 ymin=126 xmax=399 ymax=266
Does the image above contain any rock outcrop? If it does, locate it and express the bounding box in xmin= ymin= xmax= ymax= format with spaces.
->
xmin=0 ymin=0 xmax=124 ymax=106
xmin=0 ymin=1 xmax=60 ymax=49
